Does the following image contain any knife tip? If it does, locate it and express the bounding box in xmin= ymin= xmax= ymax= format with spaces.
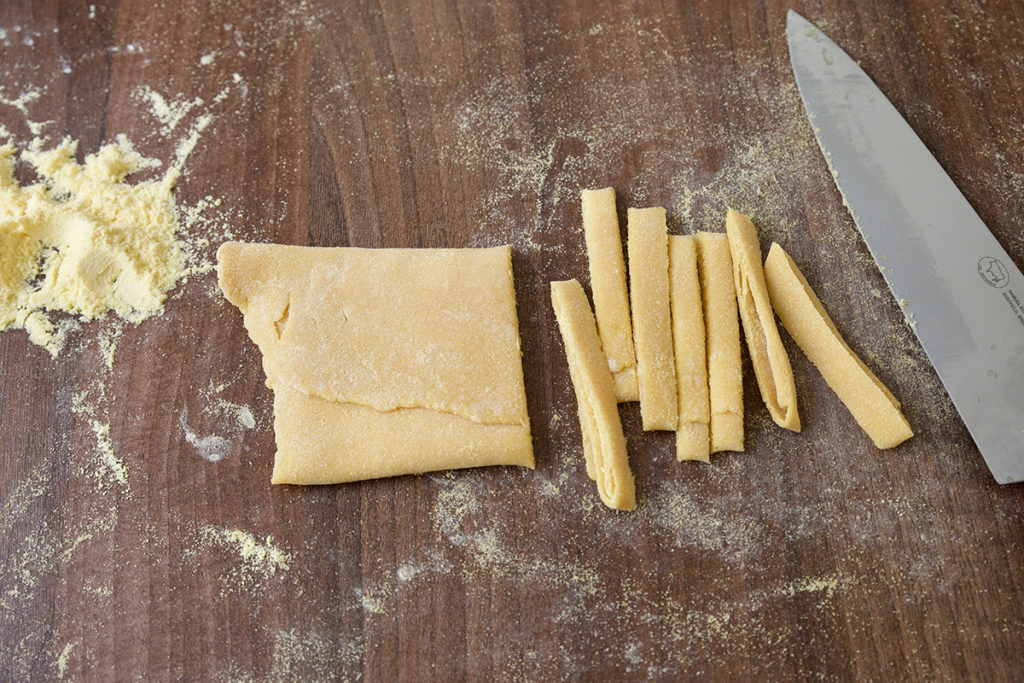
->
xmin=786 ymin=9 xmax=810 ymax=33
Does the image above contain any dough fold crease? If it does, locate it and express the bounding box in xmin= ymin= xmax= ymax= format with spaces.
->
xmin=218 ymin=242 xmax=534 ymax=484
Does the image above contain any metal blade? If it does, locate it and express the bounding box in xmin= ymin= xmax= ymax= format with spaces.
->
xmin=787 ymin=10 xmax=1024 ymax=483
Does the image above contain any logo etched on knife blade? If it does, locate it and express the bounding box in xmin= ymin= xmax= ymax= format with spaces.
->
xmin=978 ymin=256 xmax=1009 ymax=289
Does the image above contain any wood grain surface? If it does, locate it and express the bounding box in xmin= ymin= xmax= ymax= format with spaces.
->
xmin=2 ymin=0 xmax=1024 ymax=680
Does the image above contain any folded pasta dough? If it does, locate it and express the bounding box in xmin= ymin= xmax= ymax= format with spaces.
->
xmin=669 ymin=235 xmax=711 ymax=462
xmin=627 ymin=207 xmax=678 ymax=431
xmin=270 ymin=388 xmax=534 ymax=484
xmin=582 ymin=188 xmax=640 ymax=402
xmin=725 ymin=209 xmax=800 ymax=432
xmin=217 ymin=242 xmax=534 ymax=484
xmin=763 ymin=243 xmax=912 ymax=449
xmin=551 ymin=279 xmax=636 ymax=511
xmin=696 ymin=232 xmax=744 ymax=453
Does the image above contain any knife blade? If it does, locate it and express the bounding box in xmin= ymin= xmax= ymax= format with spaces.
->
xmin=786 ymin=10 xmax=1024 ymax=483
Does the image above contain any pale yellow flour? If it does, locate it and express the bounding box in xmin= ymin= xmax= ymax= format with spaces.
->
xmin=0 ymin=135 xmax=187 ymax=355
xmin=55 ymin=640 xmax=77 ymax=679
xmin=131 ymin=86 xmax=203 ymax=136
xmin=200 ymin=525 xmax=292 ymax=577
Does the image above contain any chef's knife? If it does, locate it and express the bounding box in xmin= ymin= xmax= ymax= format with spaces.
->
xmin=787 ymin=10 xmax=1024 ymax=483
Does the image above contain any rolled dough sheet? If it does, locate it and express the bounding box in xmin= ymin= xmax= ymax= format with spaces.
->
xmin=725 ymin=209 xmax=800 ymax=432
xmin=763 ymin=243 xmax=912 ymax=449
xmin=271 ymin=387 xmax=533 ymax=484
xmin=551 ymin=279 xmax=636 ymax=511
xmin=581 ymin=188 xmax=640 ymax=402
xmin=669 ymin=235 xmax=711 ymax=462
xmin=696 ymin=232 xmax=744 ymax=453
xmin=627 ymin=207 xmax=678 ymax=431
xmin=217 ymin=242 xmax=534 ymax=484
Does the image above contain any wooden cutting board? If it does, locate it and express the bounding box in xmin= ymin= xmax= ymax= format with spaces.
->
xmin=2 ymin=0 xmax=1023 ymax=679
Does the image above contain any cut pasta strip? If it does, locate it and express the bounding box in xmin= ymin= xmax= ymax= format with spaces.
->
xmin=726 ymin=209 xmax=800 ymax=431
xmin=581 ymin=188 xmax=639 ymax=402
xmin=696 ymin=232 xmax=744 ymax=453
xmin=551 ymin=279 xmax=636 ymax=510
xmin=763 ymin=243 xmax=912 ymax=449
xmin=669 ymin=235 xmax=710 ymax=462
xmin=627 ymin=207 xmax=678 ymax=431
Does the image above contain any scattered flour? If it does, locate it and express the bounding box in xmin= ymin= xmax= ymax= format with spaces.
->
xmin=0 ymin=523 xmax=59 ymax=610
xmin=642 ymin=484 xmax=761 ymax=559
xmin=180 ymin=407 xmax=233 ymax=463
xmin=71 ymin=375 xmax=131 ymax=490
xmin=56 ymin=639 xmax=78 ymax=679
xmin=431 ymin=477 xmax=602 ymax=596
xmin=396 ymin=560 xmax=424 ymax=582
xmin=198 ymin=525 xmax=292 ymax=585
xmin=132 ymin=86 xmax=204 ymax=136
xmin=0 ymin=463 xmax=50 ymax=537
xmin=0 ymin=86 xmax=48 ymax=135
xmin=775 ymin=573 xmax=857 ymax=600
xmin=356 ymin=584 xmax=390 ymax=614
xmin=0 ymin=130 xmax=203 ymax=356
xmin=95 ymin=321 xmax=124 ymax=369
xmin=0 ymin=13 xmax=294 ymax=681
xmin=200 ymin=380 xmax=257 ymax=430
xmin=170 ymin=113 xmax=213 ymax=179
xmin=61 ymin=532 xmax=94 ymax=562
xmin=235 ymin=405 xmax=256 ymax=429
xmin=180 ymin=379 xmax=259 ymax=462
xmin=87 ymin=420 xmax=129 ymax=487
xmin=269 ymin=628 xmax=363 ymax=680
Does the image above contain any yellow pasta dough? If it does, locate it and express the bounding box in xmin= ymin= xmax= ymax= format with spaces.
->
xmin=271 ymin=389 xmax=534 ymax=484
xmin=765 ymin=244 xmax=909 ymax=448
xmin=669 ymin=235 xmax=711 ymax=462
xmin=725 ymin=209 xmax=800 ymax=432
xmin=763 ymin=243 xmax=912 ymax=449
xmin=551 ymin=279 xmax=636 ymax=511
xmin=217 ymin=242 xmax=534 ymax=484
xmin=627 ymin=207 xmax=678 ymax=431
xmin=581 ymin=188 xmax=640 ymax=402
xmin=696 ymin=232 xmax=744 ymax=453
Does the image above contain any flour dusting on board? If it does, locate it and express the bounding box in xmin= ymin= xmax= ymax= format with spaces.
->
xmin=200 ymin=380 xmax=258 ymax=429
xmin=131 ymin=86 xmax=202 ymax=136
xmin=194 ymin=526 xmax=292 ymax=591
xmin=355 ymin=584 xmax=391 ymax=614
xmin=0 ymin=46 xmax=262 ymax=674
xmin=179 ymin=381 xmax=258 ymax=462
xmin=0 ymin=69 xmax=244 ymax=356
xmin=269 ymin=628 xmax=363 ymax=680
xmin=180 ymin=410 xmax=233 ymax=463
xmin=86 ymin=420 xmax=129 ymax=487
xmin=431 ymin=476 xmax=602 ymax=595
xmin=55 ymin=640 xmax=78 ymax=679
xmin=71 ymin=375 xmax=132 ymax=490
xmin=414 ymin=468 xmax=867 ymax=674
xmin=0 ymin=464 xmax=50 ymax=537
xmin=644 ymin=484 xmax=760 ymax=559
